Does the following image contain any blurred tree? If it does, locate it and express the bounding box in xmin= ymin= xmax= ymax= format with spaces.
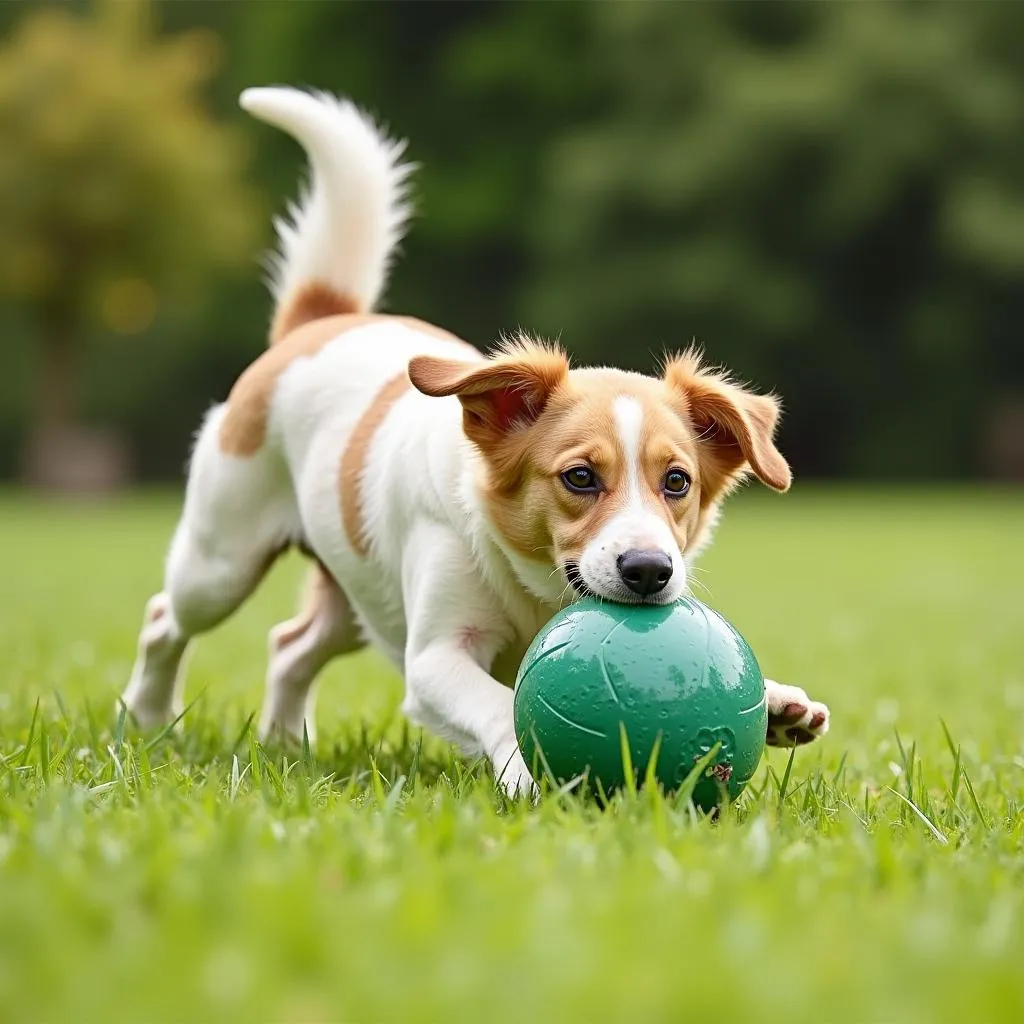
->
xmin=1 ymin=1 xmax=1021 ymax=481
xmin=0 ymin=0 xmax=258 ymax=488
xmin=525 ymin=2 xmax=1024 ymax=477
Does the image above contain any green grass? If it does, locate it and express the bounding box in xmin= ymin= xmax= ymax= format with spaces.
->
xmin=1 ymin=488 xmax=1022 ymax=1023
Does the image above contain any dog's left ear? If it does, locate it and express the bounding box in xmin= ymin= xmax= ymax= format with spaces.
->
xmin=409 ymin=341 xmax=568 ymax=450
xmin=664 ymin=352 xmax=791 ymax=498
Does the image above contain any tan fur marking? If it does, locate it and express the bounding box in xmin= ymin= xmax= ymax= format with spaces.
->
xmin=421 ymin=362 xmax=705 ymax=570
xmin=273 ymin=563 xmax=333 ymax=649
xmin=663 ymin=349 xmax=790 ymax=496
xmin=410 ymin=341 xmax=790 ymax=595
xmin=340 ymin=371 xmax=412 ymax=555
xmin=271 ymin=282 xmax=363 ymax=345
xmin=219 ymin=314 xmax=473 ymax=457
xmin=470 ymin=368 xmax=696 ymax=564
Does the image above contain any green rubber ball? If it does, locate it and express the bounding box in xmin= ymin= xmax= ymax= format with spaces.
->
xmin=513 ymin=597 xmax=767 ymax=811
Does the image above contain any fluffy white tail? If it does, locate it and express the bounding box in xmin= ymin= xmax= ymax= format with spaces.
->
xmin=240 ymin=87 xmax=414 ymax=341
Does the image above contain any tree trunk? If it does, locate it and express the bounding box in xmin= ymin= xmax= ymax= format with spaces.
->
xmin=36 ymin=315 xmax=77 ymax=442
xmin=22 ymin=307 xmax=130 ymax=491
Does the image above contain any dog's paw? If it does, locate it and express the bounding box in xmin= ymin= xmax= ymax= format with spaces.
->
xmin=492 ymin=743 xmax=538 ymax=801
xmin=765 ymin=679 xmax=830 ymax=747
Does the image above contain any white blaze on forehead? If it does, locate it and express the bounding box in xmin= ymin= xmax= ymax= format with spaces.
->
xmin=574 ymin=393 xmax=687 ymax=603
xmin=612 ymin=396 xmax=645 ymax=505
xmin=605 ymin=394 xmax=681 ymax=558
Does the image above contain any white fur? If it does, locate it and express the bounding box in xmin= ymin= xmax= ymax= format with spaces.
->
xmin=577 ymin=397 xmax=687 ymax=604
xmin=240 ymin=87 xmax=413 ymax=313
xmin=122 ymin=88 xmax=828 ymax=797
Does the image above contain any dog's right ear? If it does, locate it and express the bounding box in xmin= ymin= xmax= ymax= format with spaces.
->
xmin=408 ymin=340 xmax=568 ymax=449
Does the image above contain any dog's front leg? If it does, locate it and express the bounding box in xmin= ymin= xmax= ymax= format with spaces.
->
xmin=405 ymin=644 xmax=533 ymax=797
xmin=401 ymin=524 xmax=534 ymax=798
xmin=764 ymin=679 xmax=830 ymax=747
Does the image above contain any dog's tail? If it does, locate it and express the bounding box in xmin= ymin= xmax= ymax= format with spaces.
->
xmin=240 ymin=87 xmax=414 ymax=344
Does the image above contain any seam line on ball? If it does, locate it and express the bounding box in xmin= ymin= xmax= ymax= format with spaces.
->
xmin=598 ymin=622 xmax=624 ymax=706
xmin=516 ymin=639 xmax=573 ymax=686
xmin=535 ymin=694 xmax=607 ymax=739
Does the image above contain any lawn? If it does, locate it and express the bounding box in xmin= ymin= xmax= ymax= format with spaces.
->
xmin=0 ymin=488 xmax=1022 ymax=1023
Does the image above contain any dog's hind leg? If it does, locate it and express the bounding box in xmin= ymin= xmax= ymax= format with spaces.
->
xmin=121 ymin=405 xmax=296 ymax=729
xmin=259 ymin=562 xmax=365 ymax=744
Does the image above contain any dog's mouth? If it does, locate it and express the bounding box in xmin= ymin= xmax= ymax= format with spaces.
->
xmin=563 ymin=561 xmax=594 ymax=599
xmin=562 ymin=560 xmax=684 ymax=606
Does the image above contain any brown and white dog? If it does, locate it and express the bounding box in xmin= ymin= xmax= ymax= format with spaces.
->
xmin=122 ymin=87 xmax=829 ymax=795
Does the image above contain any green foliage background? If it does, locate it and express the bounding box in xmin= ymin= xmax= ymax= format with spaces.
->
xmin=1 ymin=0 xmax=1023 ymax=480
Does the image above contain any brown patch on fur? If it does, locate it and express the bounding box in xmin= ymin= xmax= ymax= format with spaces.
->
xmin=271 ymin=282 xmax=363 ymax=345
xmin=533 ymin=376 xmax=704 ymax=566
xmin=663 ymin=349 xmax=790 ymax=554
xmin=664 ymin=350 xmax=791 ymax=498
xmin=411 ymin=341 xmax=791 ymax=581
xmin=339 ymin=371 xmax=412 ymax=555
xmin=409 ymin=338 xmax=574 ymax=562
xmin=409 ymin=338 xmax=569 ymax=455
xmin=413 ymin=356 xmax=701 ymax=566
xmin=219 ymin=313 xmax=473 ymax=457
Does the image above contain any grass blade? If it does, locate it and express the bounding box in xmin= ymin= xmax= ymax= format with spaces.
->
xmin=112 ymin=700 xmax=127 ymax=749
xmin=939 ymin=720 xmax=963 ymax=804
xmin=20 ymin=699 xmax=40 ymax=768
xmin=777 ymin=746 xmax=797 ymax=812
xmin=672 ymin=742 xmax=722 ymax=812
xmin=382 ymin=774 xmax=407 ymax=815
xmin=960 ymin=764 xmax=989 ymax=830
xmin=230 ymin=712 xmax=257 ymax=755
xmin=618 ymin=723 xmax=637 ymax=798
xmin=887 ymin=788 xmax=948 ymax=845
xmin=143 ymin=695 xmax=201 ymax=752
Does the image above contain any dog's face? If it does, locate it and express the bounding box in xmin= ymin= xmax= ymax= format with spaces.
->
xmin=409 ymin=340 xmax=790 ymax=605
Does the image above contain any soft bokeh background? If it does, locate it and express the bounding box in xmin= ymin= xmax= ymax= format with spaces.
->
xmin=2 ymin=7 xmax=1024 ymax=1020
xmin=2 ymin=0 xmax=1023 ymax=489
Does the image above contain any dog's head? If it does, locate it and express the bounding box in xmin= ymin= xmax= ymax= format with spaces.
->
xmin=408 ymin=339 xmax=790 ymax=605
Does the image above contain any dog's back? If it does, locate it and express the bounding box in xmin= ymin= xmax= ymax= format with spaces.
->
xmin=122 ymin=88 xmax=498 ymax=739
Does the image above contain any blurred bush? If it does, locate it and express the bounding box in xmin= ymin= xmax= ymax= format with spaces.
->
xmin=524 ymin=3 xmax=1024 ymax=478
xmin=0 ymin=1 xmax=1022 ymax=483
xmin=0 ymin=0 xmax=258 ymax=488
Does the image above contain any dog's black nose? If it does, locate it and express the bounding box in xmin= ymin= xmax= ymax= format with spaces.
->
xmin=617 ymin=549 xmax=673 ymax=596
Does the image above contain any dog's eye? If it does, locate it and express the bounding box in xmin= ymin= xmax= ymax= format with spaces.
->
xmin=561 ymin=466 xmax=600 ymax=494
xmin=663 ymin=468 xmax=691 ymax=497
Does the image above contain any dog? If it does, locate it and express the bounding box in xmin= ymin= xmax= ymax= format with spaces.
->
xmin=122 ymin=87 xmax=829 ymax=796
